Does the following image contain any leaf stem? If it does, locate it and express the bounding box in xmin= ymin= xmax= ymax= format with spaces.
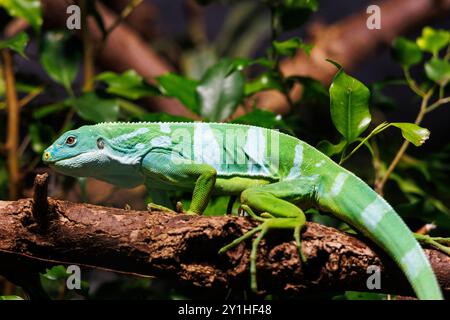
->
xmin=375 ymin=91 xmax=432 ymax=195
xmin=106 ymin=0 xmax=142 ymax=38
xmin=403 ymin=67 xmax=425 ymax=97
xmin=185 ymin=0 xmax=207 ymax=48
xmin=426 ymin=96 xmax=450 ymax=113
xmin=371 ymin=141 xmax=383 ymax=187
xmin=340 ymin=122 xmax=390 ymax=164
xmin=1 ymin=49 xmax=21 ymax=200
xmin=99 ymin=0 xmax=143 ymax=53
xmin=18 ymin=85 xmax=45 ymax=108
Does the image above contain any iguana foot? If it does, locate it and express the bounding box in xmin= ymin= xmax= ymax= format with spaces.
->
xmin=219 ymin=205 xmax=307 ymax=292
xmin=414 ymin=233 xmax=450 ymax=256
xmin=147 ymin=202 xmax=177 ymax=214
xmin=174 ymin=201 xmax=198 ymax=215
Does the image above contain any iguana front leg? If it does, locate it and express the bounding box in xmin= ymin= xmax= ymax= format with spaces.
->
xmin=141 ymin=152 xmax=216 ymax=215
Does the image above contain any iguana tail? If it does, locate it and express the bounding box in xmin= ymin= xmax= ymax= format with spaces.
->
xmin=318 ymin=170 xmax=443 ymax=300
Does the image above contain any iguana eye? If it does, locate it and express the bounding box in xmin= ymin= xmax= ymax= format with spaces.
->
xmin=97 ymin=138 xmax=104 ymax=149
xmin=65 ymin=136 xmax=76 ymax=146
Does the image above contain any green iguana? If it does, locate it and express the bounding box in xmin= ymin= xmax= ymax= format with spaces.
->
xmin=43 ymin=121 xmax=447 ymax=299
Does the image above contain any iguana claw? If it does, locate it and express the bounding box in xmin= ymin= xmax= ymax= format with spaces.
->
xmin=147 ymin=203 xmax=177 ymax=214
xmin=219 ymin=205 xmax=307 ymax=292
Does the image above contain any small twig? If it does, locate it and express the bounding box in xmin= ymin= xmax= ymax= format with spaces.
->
xmin=18 ymin=85 xmax=45 ymax=108
xmin=32 ymin=173 xmax=50 ymax=228
xmin=98 ymin=0 xmax=143 ymax=53
xmin=403 ymin=67 xmax=425 ymax=97
xmin=185 ymin=0 xmax=207 ymax=48
xmin=1 ymin=49 xmax=21 ymax=200
xmin=371 ymin=140 xmax=383 ymax=187
xmin=105 ymin=0 xmax=143 ymax=39
xmin=376 ymin=91 xmax=432 ymax=195
xmin=416 ymin=223 xmax=437 ymax=235
xmin=17 ymin=135 xmax=31 ymax=158
xmin=426 ymin=96 xmax=450 ymax=113
xmin=79 ymin=0 xmax=95 ymax=92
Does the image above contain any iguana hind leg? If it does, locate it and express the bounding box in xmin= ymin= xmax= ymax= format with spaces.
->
xmin=219 ymin=178 xmax=315 ymax=292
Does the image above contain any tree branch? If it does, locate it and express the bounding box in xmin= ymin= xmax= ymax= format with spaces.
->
xmin=0 ymin=177 xmax=448 ymax=298
xmin=1 ymin=49 xmax=21 ymax=200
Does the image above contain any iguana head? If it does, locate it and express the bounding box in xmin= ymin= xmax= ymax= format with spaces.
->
xmin=42 ymin=126 xmax=106 ymax=177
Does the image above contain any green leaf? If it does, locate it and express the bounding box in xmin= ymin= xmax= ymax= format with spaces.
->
xmin=424 ymin=58 xmax=450 ymax=87
xmin=272 ymin=37 xmax=313 ymax=56
xmin=276 ymin=0 xmax=319 ymax=31
xmin=0 ymin=32 xmax=29 ymax=57
xmin=39 ymin=31 xmax=81 ymax=93
xmin=196 ymin=58 xmax=245 ymax=121
xmin=245 ymin=72 xmax=284 ymax=96
xmin=41 ymin=265 xmax=68 ymax=280
xmin=391 ymin=173 xmax=426 ymax=196
xmin=282 ymin=0 xmax=319 ymax=11
xmin=182 ymin=47 xmax=218 ymax=80
xmin=231 ymin=108 xmax=293 ymax=133
xmin=157 ymin=73 xmax=200 ymax=115
xmin=66 ymin=92 xmax=119 ymax=123
xmin=317 ymin=139 xmax=347 ymax=157
xmin=391 ymin=37 xmax=422 ymax=67
xmin=33 ymin=102 xmax=69 ymax=119
xmin=416 ymin=27 xmax=450 ymax=56
xmin=116 ymin=98 xmax=147 ymax=118
xmin=342 ymin=291 xmax=387 ymax=300
xmin=390 ymin=122 xmax=430 ymax=147
xmin=329 ymin=64 xmax=371 ymax=143
xmin=0 ymin=295 xmax=24 ymax=300
xmin=96 ymin=70 xmax=160 ymax=100
xmin=427 ymin=197 xmax=450 ymax=215
xmin=0 ymin=0 xmax=42 ymax=32
xmin=397 ymin=154 xmax=431 ymax=181
xmin=215 ymin=2 xmax=271 ymax=59
xmin=287 ymin=76 xmax=329 ymax=104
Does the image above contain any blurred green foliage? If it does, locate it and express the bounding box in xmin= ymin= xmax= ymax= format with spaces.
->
xmin=0 ymin=0 xmax=449 ymax=300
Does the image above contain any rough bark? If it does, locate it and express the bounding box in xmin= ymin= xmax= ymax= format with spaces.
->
xmin=0 ymin=194 xmax=448 ymax=298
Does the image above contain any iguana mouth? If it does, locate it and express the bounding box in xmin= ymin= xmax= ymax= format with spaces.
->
xmin=46 ymin=154 xmax=83 ymax=166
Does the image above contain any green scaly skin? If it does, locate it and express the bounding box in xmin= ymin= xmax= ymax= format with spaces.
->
xmin=43 ymin=122 xmax=447 ymax=299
